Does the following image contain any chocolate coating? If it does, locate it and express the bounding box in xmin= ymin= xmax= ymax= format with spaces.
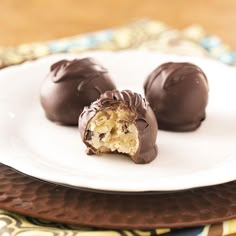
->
xmin=79 ymin=90 xmax=158 ymax=164
xmin=40 ymin=58 xmax=116 ymax=125
xmin=144 ymin=62 xmax=209 ymax=131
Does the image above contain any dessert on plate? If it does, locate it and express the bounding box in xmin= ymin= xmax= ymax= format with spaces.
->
xmin=79 ymin=90 xmax=158 ymax=164
xmin=40 ymin=58 xmax=116 ymax=125
xmin=144 ymin=62 xmax=209 ymax=131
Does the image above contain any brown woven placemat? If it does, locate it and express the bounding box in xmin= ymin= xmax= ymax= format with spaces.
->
xmin=0 ymin=163 xmax=236 ymax=230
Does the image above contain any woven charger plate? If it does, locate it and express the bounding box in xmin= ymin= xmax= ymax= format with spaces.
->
xmin=0 ymin=164 xmax=236 ymax=229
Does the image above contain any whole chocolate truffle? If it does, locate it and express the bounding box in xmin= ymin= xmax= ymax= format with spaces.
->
xmin=79 ymin=90 xmax=158 ymax=164
xmin=40 ymin=58 xmax=116 ymax=125
xmin=144 ymin=62 xmax=208 ymax=131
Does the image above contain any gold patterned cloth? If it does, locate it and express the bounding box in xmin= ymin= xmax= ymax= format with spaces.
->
xmin=1 ymin=209 xmax=236 ymax=236
xmin=0 ymin=19 xmax=235 ymax=69
xmin=0 ymin=19 xmax=236 ymax=235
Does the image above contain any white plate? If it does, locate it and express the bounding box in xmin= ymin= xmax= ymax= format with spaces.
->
xmin=0 ymin=50 xmax=236 ymax=192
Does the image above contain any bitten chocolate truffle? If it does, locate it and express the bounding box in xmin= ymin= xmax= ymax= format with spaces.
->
xmin=144 ymin=62 xmax=208 ymax=131
xmin=40 ymin=58 xmax=116 ymax=125
xmin=79 ymin=90 xmax=158 ymax=164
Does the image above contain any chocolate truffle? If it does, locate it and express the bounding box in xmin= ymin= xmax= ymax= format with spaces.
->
xmin=79 ymin=90 xmax=158 ymax=164
xmin=144 ymin=62 xmax=208 ymax=131
xmin=40 ymin=58 xmax=116 ymax=125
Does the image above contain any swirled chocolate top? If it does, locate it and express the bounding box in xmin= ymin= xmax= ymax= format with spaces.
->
xmin=40 ymin=58 xmax=116 ymax=125
xmin=51 ymin=58 xmax=107 ymax=83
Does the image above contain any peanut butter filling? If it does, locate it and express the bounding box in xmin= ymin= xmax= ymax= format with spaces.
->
xmin=85 ymin=105 xmax=139 ymax=156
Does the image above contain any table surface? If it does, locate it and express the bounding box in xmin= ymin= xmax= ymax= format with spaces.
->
xmin=0 ymin=0 xmax=236 ymax=49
